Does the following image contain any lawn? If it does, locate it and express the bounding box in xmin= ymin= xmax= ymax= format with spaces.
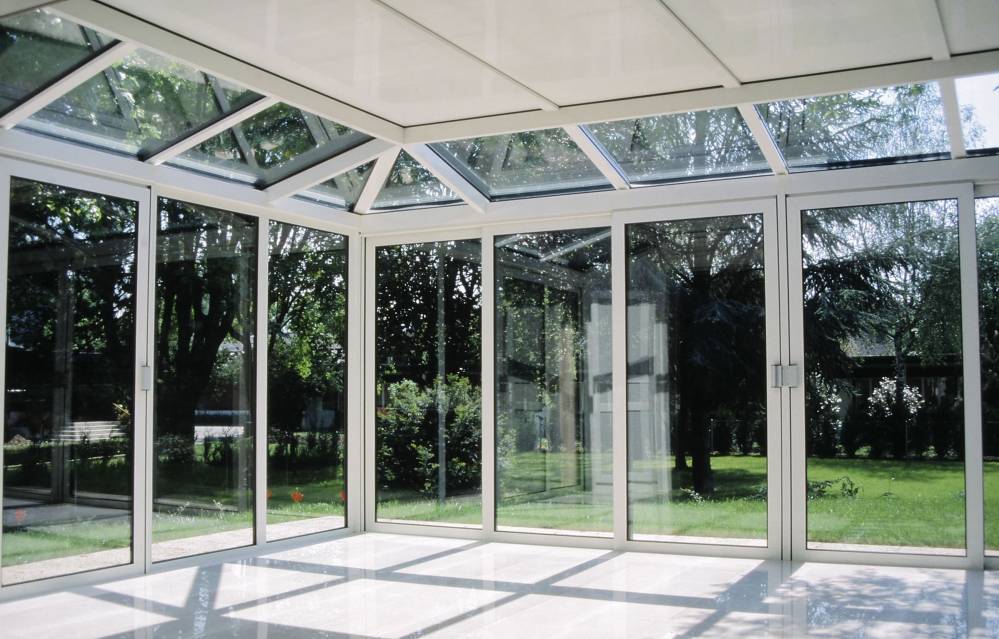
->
xmin=5 ymin=454 xmax=999 ymax=570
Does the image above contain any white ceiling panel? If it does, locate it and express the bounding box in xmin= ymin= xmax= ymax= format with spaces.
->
xmin=938 ymin=0 xmax=999 ymax=55
xmin=667 ymin=0 xmax=940 ymax=82
xmin=102 ymin=0 xmax=542 ymax=125
xmin=382 ymin=0 xmax=731 ymax=106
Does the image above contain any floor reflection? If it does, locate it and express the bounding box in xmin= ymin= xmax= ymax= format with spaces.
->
xmin=0 ymin=532 xmax=993 ymax=638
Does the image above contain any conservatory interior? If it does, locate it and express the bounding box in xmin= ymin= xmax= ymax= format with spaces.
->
xmin=0 ymin=0 xmax=998 ymax=636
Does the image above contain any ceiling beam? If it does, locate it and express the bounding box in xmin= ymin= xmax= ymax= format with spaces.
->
xmin=144 ymin=96 xmax=279 ymax=165
xmin=919 ymin=0 xmax=967 ymax=160
xmin=51 ymin=0 xmax=405 ymax=144
xmin=354 ymin=147 xmax=401 ymax=214
xmin=654 ymin=0 xmax=741 ymax=88
xmin=403 ymin=144 xmax=490 ymax=214
xmin=736 ymin=104 xmax=788 ymax=175
xmin=920 ymin=0 xmax=952 ymax=62
xmin=403 ymin=50 xmax=999 ymax=144
xmin=368 ymin=0 xmax=559 ymax=112
xmin=562 ymin=125 xmax=629 ymax=190
xmin=0 ymin=40 xmax=136 ymax=129
xmin=264 ymin=138 xmax=397 ymax=202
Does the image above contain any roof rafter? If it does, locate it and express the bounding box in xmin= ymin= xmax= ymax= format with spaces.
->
xmin=144 ymin=96 xmax=279 ymax=165
xmin=265 ymin=137 xmax=396 ymax=202
xmin=51 ymin=0 xmax=405 ymax=143
xmin=919 ymin=0 xmax=968 ymax=160
xmin=402 ymin=144 xmax=490 ymax=214
xmin=0 ymin=40 xmax=137 ymax=129
xmin=354 ymin=147 xmax=401 ymax=214
xmin=562 ymin=125 xmax=629 ymax=190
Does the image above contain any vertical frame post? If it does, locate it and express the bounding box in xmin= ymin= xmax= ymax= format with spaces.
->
xmin=346 ymin=232 xmax=364 ymax=531
xmin=611 ymin=219 xmax=628 ymax=548
xmin=481 ymin=231 xmax=497 ymax=537
xmin=0 ymin=167 xmax=10 ymax=590
xmin=254 ymin=215 xmax=269 ymax=545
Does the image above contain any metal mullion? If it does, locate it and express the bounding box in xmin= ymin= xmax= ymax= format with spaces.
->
xmin=143 ymin=186 xmax=158 ymax=572
xmin=346 ymin=232 xmax=364 ymax=531
xmin=208 ymin=77 xmax=259 ymax=169
xmin=0 ymin=164 xmax=10 ymax=591
xmin=959 ymin=185 xmax=985 ymax=568
xmin=481 ymin=230 xmax=496 ymax=537
xmin=254 ymin=215 xmax=269 ymax=545
xmin=610 ymin=217 xmax=627 ymax=548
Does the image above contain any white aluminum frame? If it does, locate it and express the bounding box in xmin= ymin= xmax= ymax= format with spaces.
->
xmin=786 ymin=183 xmax=983 ymax=570
xmin=0 ymin=157 xmax=151 ymax=596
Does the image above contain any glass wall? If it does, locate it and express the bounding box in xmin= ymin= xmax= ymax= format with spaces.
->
xmin=626 ymin=214 xmax=768 ymax=544
xmin=152 ymin=197 xmax=256 ymax=561
xmin=494 ymin=229 xmax=613 ymax=536
xmin=374 ymin=240 xmax=481 ymax=526
xmin=2 ymin=177 xmax=137 ymax=585
xmin=266 ymin=222 xmax=348 ymax=541
xmin=801 ymin=199 xmax=965 ymax=553
xmin=979 ymin=197 xmax=999 ymax=555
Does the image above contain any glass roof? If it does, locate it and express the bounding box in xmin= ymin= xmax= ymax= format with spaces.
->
xmin=956 ymin=73 xmax=999 ymax=155
xmin=372 ymin=151 xmax=461 ymax=210
xmin=584 ymin=107 xmax=771 ymax=184
xmin=756 ymin=83 xmax=950 ymax=171
xmin=430 ymin=128 xmax=611 ymax=199
xmin=20 ymin=48 xmax=262 ymax=158
xmin=170 ymin=102 xmax=372 ymax=188
xmin=0 ymin=9 xmax=110 ymax=116
xmin=297 ymin=161 xmax=375 ymax=210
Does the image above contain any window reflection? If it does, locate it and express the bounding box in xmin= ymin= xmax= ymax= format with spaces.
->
xmin=802 ymin=200 xmax=965 ymax=553
xmin=495 ymin=229 xmax=613 ymax=536
xmin=152 ymin=197 xmax=256 ymax=561
xmin=2 ymin=178 xmax=137 ymax=584
xmin=375 ymin=240 xmax=481 ymax=526
xmin=266 ymin=222 xmax=348 ymax=541
xmin=626 ymin=215 xmax=768 ymax=544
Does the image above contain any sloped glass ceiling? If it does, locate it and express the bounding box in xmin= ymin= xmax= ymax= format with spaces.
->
xmin=298 ymin=161 xmax=374 ymax=210
xmin=757 ymin=83 xmax=950 ymax=171
xmin=372 ymin=151 xmax=461 ymax=210
xmin=585 ymin=107 xmax=771 ymax=184
xmin=956 ymin=72 xmax=999 ymax=155
xmin=431 ymin=128 xmax=610 ymax=199
xmin=171 ymin=102 xmax=372 ymax=188
xmin=0 ymin=9 xmax=111 ymax=115
xmin=21 ymin=48 xmax=263 ymax=158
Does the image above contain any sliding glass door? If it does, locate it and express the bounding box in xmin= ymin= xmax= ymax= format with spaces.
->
xmin=789 ymin=186 xmax=980 ymax=564
xmin=1 ymin=172 xmax=146 ymax=585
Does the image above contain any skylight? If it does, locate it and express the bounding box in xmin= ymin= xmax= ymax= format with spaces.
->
xmin=21 ymin=48 xmax=262 ymax=158
xmin=584 ymin=108 xmax=771 ymax=184
xmin=430 ymin=128 xmax=611 ymax=199
xmin=297 ymin=161 xmax=374 ymax=210
xmin=756 ymin=83 xmax=950 ymax=171
xmin=372 ymin=151 xmax=461 ymax=210
xmin=0 ymin=9 xmax=110 ymax=116
xmin=956 ymin=72 xmax=999 ymax=155
xmin=170 ymin=102 xmax=371 ymax=188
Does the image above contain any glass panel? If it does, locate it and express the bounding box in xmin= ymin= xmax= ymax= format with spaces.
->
xmin=495 ymin=229 xmax=613 ymax=536
xmin=266 ymin=222 xmax=348 ymax=541
xmin=430 ymin=129 xmax=610 ymax=199
xmin=375 ymin=240 xmax=481 ymax=527
xmin=3 ymin=177 xmax=137 ymax=585
xmin=297 ymin=161 xmax=374 ymax=210
xmin=979 ymin=197 xmax=999 ymax=555
xmin=626 ymin=215 xmax=768 ymax=545
xmin=758 ymin=83 xmax=949 ymax=171
xmin=22 ymin=49 xmax=261 ymax=158
xmin=586 ymin=108 xmax=771 ymax=184
xmin=956 ymin=73 xmax=999 ymax=155
xmin=0 ymin=9 xmax=107 ymax=115
xmin=152 ymin=197 xmax=256 ymax=561
xmin=802 ymin=199 xmax=965 ymax=554
xmin=372 ymin=151 xmax=461 ymax=210
xmin=172 ymin=103 xmax=371 ymax=188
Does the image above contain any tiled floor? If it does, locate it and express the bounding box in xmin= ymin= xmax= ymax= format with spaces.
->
xmin=1 ymin=532 xmax=995 ymax=638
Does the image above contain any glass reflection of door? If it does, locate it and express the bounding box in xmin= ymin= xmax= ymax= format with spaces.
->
xmin=788 ymin=186 xmax=981 ymax=566
xmin=623 ymin=199 xmax=781 ymax=552
xmin=1 ymin=167 xmax=149 ymax=586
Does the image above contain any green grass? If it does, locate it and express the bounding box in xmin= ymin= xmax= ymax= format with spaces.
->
xmin=5 ymin=456 xmax=999 ymax=569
